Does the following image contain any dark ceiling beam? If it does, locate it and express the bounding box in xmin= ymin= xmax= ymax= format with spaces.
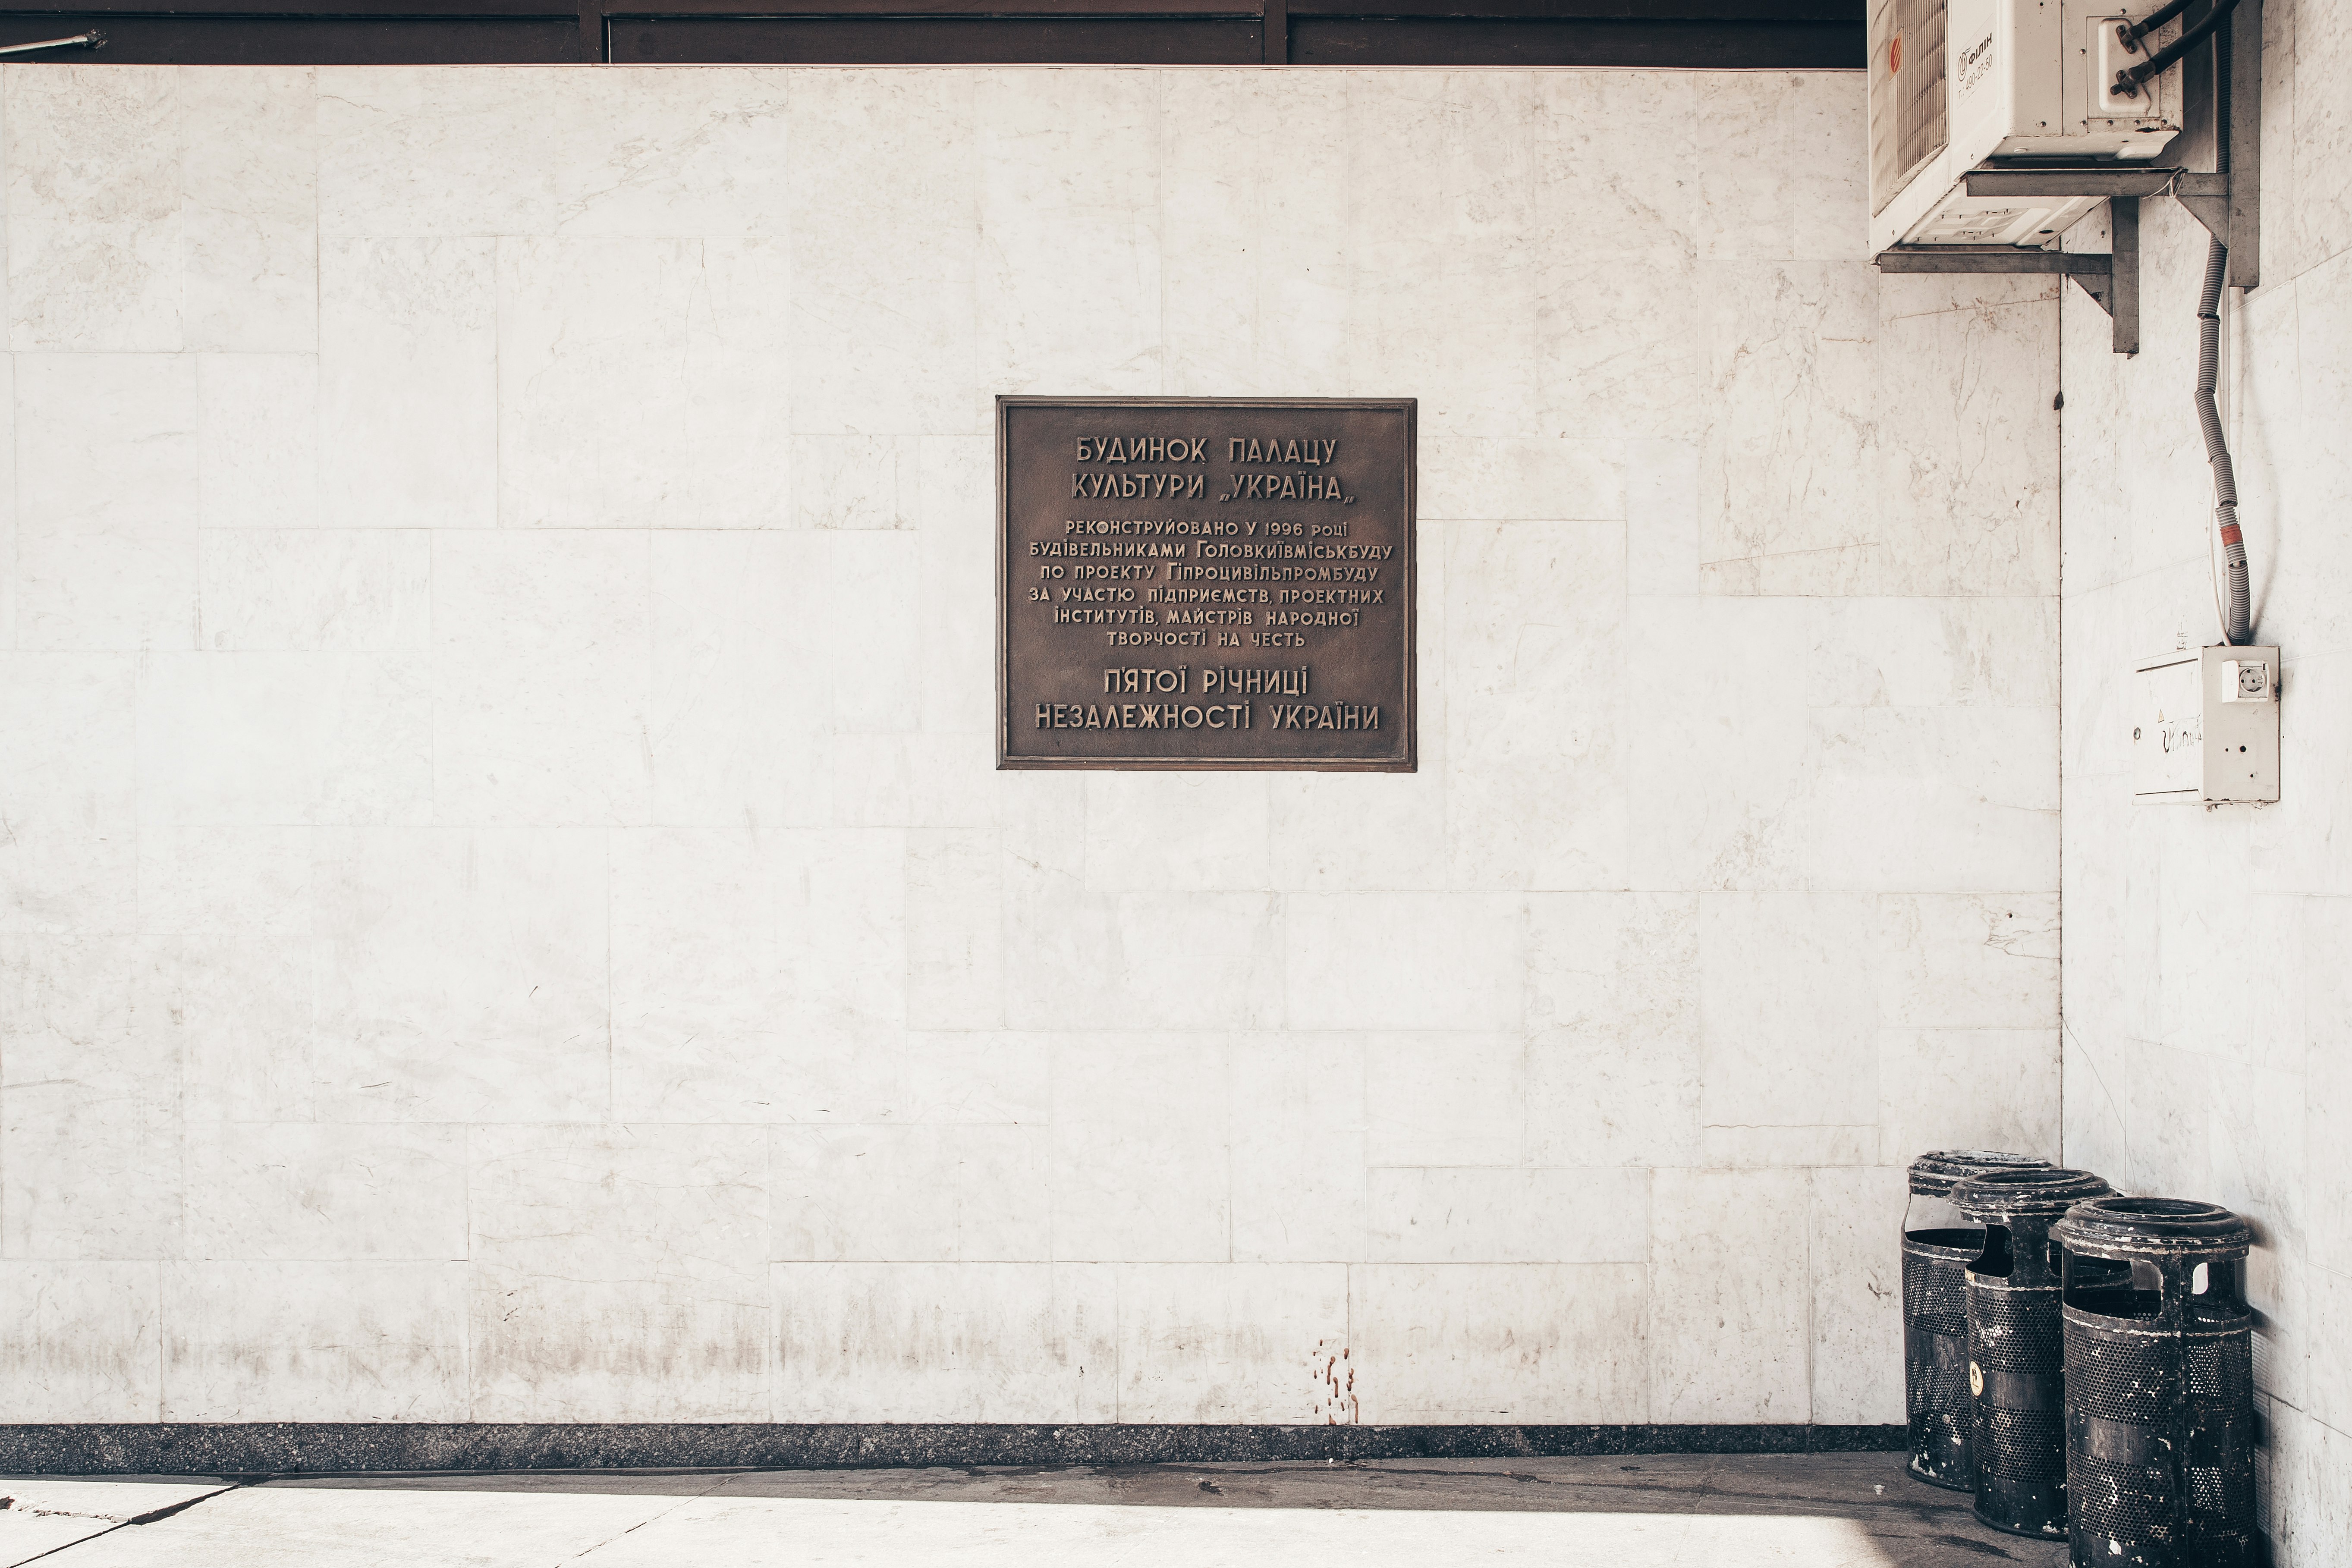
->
xmin=0 ymin=0 xmax=1861 ymax=65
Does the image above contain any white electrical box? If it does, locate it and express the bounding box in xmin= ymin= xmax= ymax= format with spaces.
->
xmin=2132 ymin=646 xmax=2279 ymax=803
xmin=1869 ymin=0 xmax=2186 ymax=254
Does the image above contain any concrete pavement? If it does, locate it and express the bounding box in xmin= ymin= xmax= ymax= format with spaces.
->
xmin=3 ymin=1453 xmax=2069 ymax=1567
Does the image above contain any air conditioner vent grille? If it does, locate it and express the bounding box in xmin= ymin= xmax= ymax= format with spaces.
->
xmin=1869 ymin=0 xmax=1948 ymax=215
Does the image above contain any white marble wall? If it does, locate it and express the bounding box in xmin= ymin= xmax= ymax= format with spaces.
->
xmin=0 ymin=64 xmax=2060 ymax=1430
xmin=2058 ymin=0 xmax=2352 ymax=1555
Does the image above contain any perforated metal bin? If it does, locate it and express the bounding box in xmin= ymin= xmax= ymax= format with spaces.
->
xmin=1950 ymin=1167 xmax=2114 ymax=1539
xmin=1903 ymin=1150 xmax=2051 ymax=1491
xmin=2053 ymin=1197 xmax=2258 ymax=1568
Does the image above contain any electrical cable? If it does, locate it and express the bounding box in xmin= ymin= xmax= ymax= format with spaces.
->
xmin=2196 ymin=16 xmax=2251 ymax=646
xmin=2197 ymin=239 xmax=2248 ymax=645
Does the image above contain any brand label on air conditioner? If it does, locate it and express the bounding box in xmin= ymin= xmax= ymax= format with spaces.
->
xmin=1959 ymin=32 xmax=1997 ymax=92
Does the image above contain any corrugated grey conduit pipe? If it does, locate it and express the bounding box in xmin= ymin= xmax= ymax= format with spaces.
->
xmin=2198 ymin=241 xmax=2248 ymax=646
xmin=2199 ymin=18 xmax=2251 ymax=646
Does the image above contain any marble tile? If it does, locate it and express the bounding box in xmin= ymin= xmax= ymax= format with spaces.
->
xmin=975 ymin=71 xmax=1163 ymax=400
xmin=139 ymin=932 xmax=318 ymax=1125
xmin=771 ymin=1125 xmax=1050 ymax=1263
xmin=2267 ymin=1395 xmax=2352 ymax=1566
xmin=1525 ymin=892 xmax=1701 ymax=1166
xmin=1285 ymin=894 xmax=1525 ymax=1032
xmin=1623 ymin=439 xmax=1701 ymax=598
xmin=1050 ymin=1034 xmax=1230 ymax=1263
xmin=647 ymin=532 xmax=833 ymax=832
xmin=1697 ymin=893 xmax=1882 ymax=1136
xmin=0 ymin=653 xmax=138 ymax=934
xmin=1342 ymin=73 xmax=1541 ymax=438
xmin=468 ymin=1123 xmax=770 ymax=1421
xmin=1004 ymin=883 xmax=1280 ymax=1032
xmin=136 ymin=652 xmax=431 ymax=827
xmin=318 ymin=67 xmax=792 ymax=240
xmin=311 ymin=827 xmax=609 ymax=1123
xmin=0 ymin=1261 xmax=161 ymax=1420
xmin=1158 ymin=72 xmax=1351 ymax=395
xmin=1626 ymin=596 xmax=1812 ymax=891
xmin=789 ymin=72 xmax=980 ymax=435
xmin=1529 ymin=71 xmax=1698 ymax=268
xmin=1367 ymin=1166 xmax=1647 ymax=1264
xmin=2308 ymin=902 xmax=2352 ymax=1279
xmin=1443 ymin=519 xmax=1627 ymax=891
xmin=184 ymin=1122 xmax=465 ymax=1261
xmin=550 ymin=69 xmax=794 ymax=238
xmin=1265 ymin=770 xmax=1447 ymax=892
xmin=1876 ymin=892 xmax=2060 ymax=1029
xmin=1698 ymin=1124 xmax=1880 ymax=1168
xmin=773 ymin=1261 xmax=1111 ymax=1423
xmin=906 ymin=828 xmax=1003 ymax=1032
xmin=1870 ymin=289 xmax=2061 ymax=599
xmin=775 ymin=825 xmax=908 ymax=1094
xmin=609 ymin=827 xmax=901 ymax=1125
xmin=791 ymin=435 xmax=915 ymax=530
xmin=2306 ymin=1263 xmax=2352 ymax=1438
xmin=197 ymin=354 xmax=321 ymax=533
xmin=1363 ymin=1033 xmax=1526 ymax=1166
xmin=1693 ymin=70 xmax=1868 ymax=263
xmin=897 ymin=1032 xmax=1050 ymax=1127
xmin=1771 ymin=706 xmax=2060 ymax=893
xmin=199 ymin=529 xmax=428 ymax=653
xmin=13 ymin=354 xmax=198 ymax=651
xmin=4 ymin=67 xmax=180 ymax=352
xmin=1648 ymin=1166 xmax=1811 ymax=1422
xmin=135 ymin=823 xmax=312 ymax=938
xmin=1877 ymin=1029 xmax=2061 ymax=1168
xmin=0 ymin=935 xmax=180 ymax=1260
xmin=1112 ymin=1263 xmax=1349 ymax=1422
xmin=2286 ymin=0 xmax=2352 ymax=274
xmin=1806 ymin=597 xmax=2060 ymax=710
xmin=0 ymin=355 xmax=13 ymax=650
xmin=1420 ymin=439 xmax=1625 ymax=523
xmin=161 ymin=1261 xmax=466 ymax=1420
xmin=1531 ymin=258 xmax=1711 ymax=446
xmin=318 ymin=237 xmax=497 ymax=531
xmin=431 ymin=531 xmax=650 ymax=826
xmin=2255 ymin=0 xmax=2299 ymax=283
xmin=1225 ymin=1036 xmax=1368 ymax=1267
xmin=914 ymin=435 xmax=997 ymax=734
xmin=1696 ymin=261 xmax=1877 ymax=590
xmin=497 ymin=238 xmax=790 ymax=530
xmin=1525 ymin=1029 xmax=1703 ymax=1169
xmin=1349 ymin=1262 xmax=1648 ymax=1423
xmin=181 ymin=68 xmax=317 ymax=353
xmin=1082 ymin=773 xmax=1270 ymax=893
xmin=1808 ymin=1166 xmax=1905 ymax=1425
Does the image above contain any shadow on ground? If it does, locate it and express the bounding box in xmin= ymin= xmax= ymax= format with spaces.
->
xmin=282 ymin=1453 xmax=2062 ymax=1564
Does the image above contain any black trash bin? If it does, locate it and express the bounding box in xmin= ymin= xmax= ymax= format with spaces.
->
xmin=2053 ymin=1196 xmax=2258 ymax=1568
xmin=1903 ymin=1150 xmax=2050 ymax=1490
xmin=1950 ymin=1166 xmax=2113 ymax=1540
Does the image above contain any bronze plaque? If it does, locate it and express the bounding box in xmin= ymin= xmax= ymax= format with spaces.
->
xmin=998 ymin=397 xmax=1416 ymax=771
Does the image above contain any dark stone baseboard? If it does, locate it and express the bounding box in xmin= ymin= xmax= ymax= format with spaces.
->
xmin=0 ymin=1423 xmax=1904 ymax=1476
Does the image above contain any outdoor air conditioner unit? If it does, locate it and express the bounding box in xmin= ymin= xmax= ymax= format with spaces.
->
xmin=1868 ymin=0 xmax=2187 ymax=252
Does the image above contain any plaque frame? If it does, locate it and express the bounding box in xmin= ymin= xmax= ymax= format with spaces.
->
xmin=996 ymin=395 xmax=1417 ymax=773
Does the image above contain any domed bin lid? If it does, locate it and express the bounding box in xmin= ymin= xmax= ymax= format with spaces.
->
xmin=1907 ymin=1149 xmax=2049 ymax=1197
xmin=2052 ymin=1196 xmax=2252 ymax=1261
xmin=1950 ymin=1166 xmax=2110 ymax=1220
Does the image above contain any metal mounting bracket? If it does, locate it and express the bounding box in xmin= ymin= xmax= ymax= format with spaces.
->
xmin=1875 ymin=201 xmax=2140 ymax=356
